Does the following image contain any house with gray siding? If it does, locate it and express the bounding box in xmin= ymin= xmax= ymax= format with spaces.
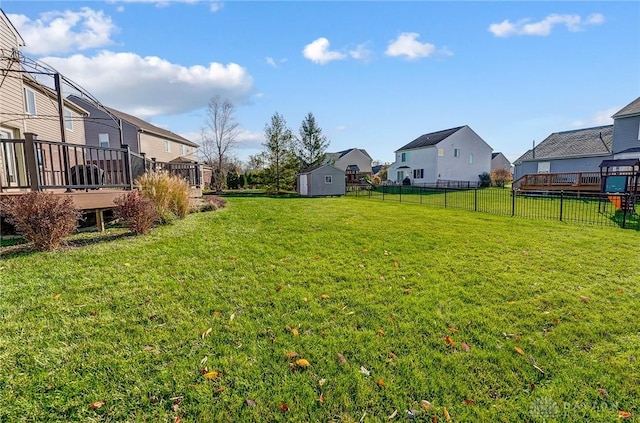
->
xmin=297 ymin=163 xmax=345 ymax=196
xmin=611 ymin=96 xmax=640 ymax=160
xmin=67 ymin=95 xmax=199 ymax=162
xmin=513 ymin=125 xmax=614 ymax=180
xmin=491 ymin=152 xmax=512 ymax=173
xmin=387 ymin=125 xmax=492 ymax=185
xmin=325 ymin=148 xmax=372 ymax=184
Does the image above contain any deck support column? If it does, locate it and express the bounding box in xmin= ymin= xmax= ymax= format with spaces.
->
xmin=95 ymin=209 xmax=105 ymax=232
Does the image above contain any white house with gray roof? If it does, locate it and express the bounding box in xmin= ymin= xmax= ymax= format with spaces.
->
xmin=387 ymin=125 xmax=492 ymax=185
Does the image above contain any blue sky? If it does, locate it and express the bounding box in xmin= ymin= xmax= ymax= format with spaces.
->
xmin=2 ymin=1 xmax=639 ymax=164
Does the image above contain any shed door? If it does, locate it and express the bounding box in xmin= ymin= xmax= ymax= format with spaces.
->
xmin=300 ymin=174 xmax=308 ymax=195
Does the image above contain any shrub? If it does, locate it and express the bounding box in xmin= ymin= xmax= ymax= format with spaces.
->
xmin=478 ymin=172 xmax=492 ymax=188
xmin=491 ymin=168 xmax=513 ymax=187
xmin=114 ymin=190 xmax=158 ymax=235
xmin=136 ymin=171 xmax=190 ymax=222
xmin=372 ymin=175 xmax=381 ymax=185
xmin=1 ymin=192 xmax=81 ymax=251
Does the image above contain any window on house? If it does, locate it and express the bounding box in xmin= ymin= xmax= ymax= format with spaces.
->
xmin=24 ymin=88 xmax=36 ymax=115
xmin=181 ymin=145 xmax=187 ymax=156
xmin=538 ymin=161 xmax=551 ymax=173
xmin=454 ymin=148 xmax=461 ymax=157
xmin=637 ymin=123 xmax=640 ymax=141
xmin=437 ymin=148 xmax=444 ymax=157
xmin=1 ymin=129 xmax=15 ymax=182
xmin=165 ymin=140 xmax=172 ymax=153
xmin=98 ymin=133 xmax=110 ymax=148
xmin=401 ymin=152 xmax=409 ymax=162
xmin=325 ymin=175 xmax=332 ymax=184
xmin=469 ymin=154 xmax=473 ymax=164
xmin=413 ymin=169 xmax=424 ymax=179
xmin=64 ymin=108 xmax=73 ymax=130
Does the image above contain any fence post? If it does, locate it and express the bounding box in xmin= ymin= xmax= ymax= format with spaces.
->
xmin=559 ymin=191 xmax=564 ymax=221
xmin=382 ymin=185 xmax=385 ymax=201
xmin=444 ymin=187 xmax=447 ymax=208
xmin=622 ymin=193 xmax=628 ymax=228
xmin=399 ymin=185 xmax=402 ymax=203
xmin=474 ymin=187 xmax=478 ymax=211
xmin=511 ymin=189 xmax=515 ymax=216
xmin=420 ymin=186 xmax=423 ymax=205
xmin=24 ymin=132 xmax=40 ymax=191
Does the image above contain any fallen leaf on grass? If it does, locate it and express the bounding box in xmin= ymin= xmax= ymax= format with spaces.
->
xmin=420 ymin=400 xmax=432 ymax=411
xmin=292 ymin=328 xmax=299 ymax=337
xmin=388 ymin=409 xmax=397 ymax=419
xmin=276 ymin=285 xmax=283 ymax=292
xmin=448 ymin=327 xmax=458 ymax=333
xmin=404 ymin=287 xmax=412 ymax=293
xmin=377 ymin=328 xmax=385 ymax=336
xmin=174 ymin=416 xmax=182 ymax=423
xmin=598 ymin=388 xmax=608 ymax=397
xmin=461 ymin=342 xmax=471 ymax=352
xmin=463 ymin=398 xmax=475 ymax=405
xmin=215 ymin=386 xmax=225 ymax=393
xmin=172 ymin=397 xmax=182 ymax=412
xmin=279 ymin=402 xmax=289 ymax=412
xmin=359 ymin=366 xmax=370 ymax=376
xmin=202 ymin=327 xmax=212 ymax=339
xmin=89 ymin=401 xmax=105 ymax=409
xmin=318 ymin=393 xmax=324 ymax=403
xmin=285 ymin=351 xmax=299 ymax=359
xmin=295 ymin=358 xmax=311 ymax=368
xmin=393 ymin=261 xmax=399 ymax=268
xmin=321 ymin=294 xmax=330 ymax=300
xmin=432 ymin=415 xmax=438 ymax=423
xmin=337 ymin=353 xmax=346 ymax=363
xmin=386 ymin=351 xmax=397 ymax=363
xmin=53 ymin=293 xmax=61 ymax=300
xmin=580 ymin=295 xmax=590 ymax=303
xmin=203 ymin=371 xmax=220 ymax=379
xmin=376 ymin=378 xmax=386 ymax=387
xmin=443 ymin=407 xmax=451 ymax=421
xmin=444 ymin=336 xmax=455 ymax=347
xmin=618 ymin=410 xmax=632 ymax=419
xmin=246 ymin=399 xmax=256 ymax=407
xmin=514 ymin=347 xmax=525 ymax=355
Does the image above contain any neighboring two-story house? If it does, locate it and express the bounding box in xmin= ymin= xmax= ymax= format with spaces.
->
xmin=512 ymin=97 xmax=640 ymax=180
xmin=387 ymin=125 xmax=493 ymax=185
xmin=325 ymin=148 xmax=372 ymax=184
xmin=67 ymin=95 xmax=198 ymax=163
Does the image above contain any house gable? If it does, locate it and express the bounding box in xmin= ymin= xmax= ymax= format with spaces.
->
xmin=611 ymin=97 xmax=640 ymax=156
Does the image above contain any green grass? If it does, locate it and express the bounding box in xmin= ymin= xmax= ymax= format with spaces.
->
xmin=1 ymin=197 xmax=639 ymax=422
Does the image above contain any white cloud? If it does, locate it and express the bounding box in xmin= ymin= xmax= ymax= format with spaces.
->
xmin=209 ymin=2 xmax=223 ymax=13
xmin=265 ymin=56 xmax=287 ymax=69
xmin=40 ymin=51 xmax=253 ymax=118
xmin=335 ymin=125 xmax=348 ymax=132
xmin=489 ymin=13 xmax=605 ymax=37
xmin=385 ymin=33 xmax=436 ymax=60
xmin=236 ymin=129 xmax=264 ymax=150
xmin=349 ymin=43 xmax=372 ymax=61
xmin=571 ymin=107 xmax=617 ymax=127
xmin=8 ymin=8 xmax=117 ymax=55
xmin=303 ymin=37 xmax=346 ymax=65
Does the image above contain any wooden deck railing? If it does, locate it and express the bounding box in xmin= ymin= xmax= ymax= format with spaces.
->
xmin=1 ymin=133 xmax=133 ymax=191
xmin=1 ymin=133 xmax=202 ymax=192
xmin=512 ymin=171 xmax=602 ymax=192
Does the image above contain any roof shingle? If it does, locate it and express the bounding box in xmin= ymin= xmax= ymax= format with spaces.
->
xmin=396 ymin=126 xmax=464 ymax=152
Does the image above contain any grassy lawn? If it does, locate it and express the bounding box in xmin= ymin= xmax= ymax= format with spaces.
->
xmin=1 ymin=197 xmax=639 ymax=422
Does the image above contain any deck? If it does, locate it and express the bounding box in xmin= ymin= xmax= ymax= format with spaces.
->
xmin=513 ymin=171 xmax=603 ymax=192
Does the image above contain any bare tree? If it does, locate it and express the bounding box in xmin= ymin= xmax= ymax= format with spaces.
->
xmin=200 ymin=95 xmax=240 ymax=193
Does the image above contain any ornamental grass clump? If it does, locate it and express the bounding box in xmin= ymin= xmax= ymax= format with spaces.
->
xmin=1 ymin=192 xmax=81 ymax=251
xmin=113 ymin=190 xmax=158 ymax=235
xmin=136 ymin=171 xmax=190 ymax=222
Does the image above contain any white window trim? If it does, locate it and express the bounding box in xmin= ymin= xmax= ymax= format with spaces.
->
xmin=165 ymin=140 xmax=172 ymax=153
xmin=454 ymin=148 xmax=461 ymax=158
xmin=64 ymin=108 xmax=73 ymax=131
xmin=24 ymin=88 xmax=36 ymax=115
xmin=469 ymin=153 xmax=473 ymax=165
xmin=437 ymin=148 xmax=444 ymax=157
xmin=98 ymin=133 xmax=110 ymax=148
xmin=181 ymin=144 xmax=187 ymax=156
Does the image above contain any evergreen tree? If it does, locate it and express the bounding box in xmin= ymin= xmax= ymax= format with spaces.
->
xmin=263 ymin=112 xmax=295 ymax=192
xmin=296 ymin=112 xmax=329 ymax=169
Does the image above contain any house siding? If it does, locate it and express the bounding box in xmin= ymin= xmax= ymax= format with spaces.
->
xmin=491 ymin=153 xmax=512 ymax=172
xmin=435 ymin=126 xmax=492 ymax=182
xmin=0 ymin=15 xmax=25 ymax=138
xmin=612 ymin=116 xmax=640 ymax=154
xmin=391 ymin=146 xmax=437 ymax=183
xmin=139 ymin=133 xmax=196 ymax=163
xmin=331 ymin=149 xmax=372 ymax=174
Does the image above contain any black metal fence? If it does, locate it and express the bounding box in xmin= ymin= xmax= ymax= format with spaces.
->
xmin=346 ymin=184 xmax=639 ymax=230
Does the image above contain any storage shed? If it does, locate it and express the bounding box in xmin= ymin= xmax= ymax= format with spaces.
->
xmin=297 ymin=164 xmax=345 ymax=197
